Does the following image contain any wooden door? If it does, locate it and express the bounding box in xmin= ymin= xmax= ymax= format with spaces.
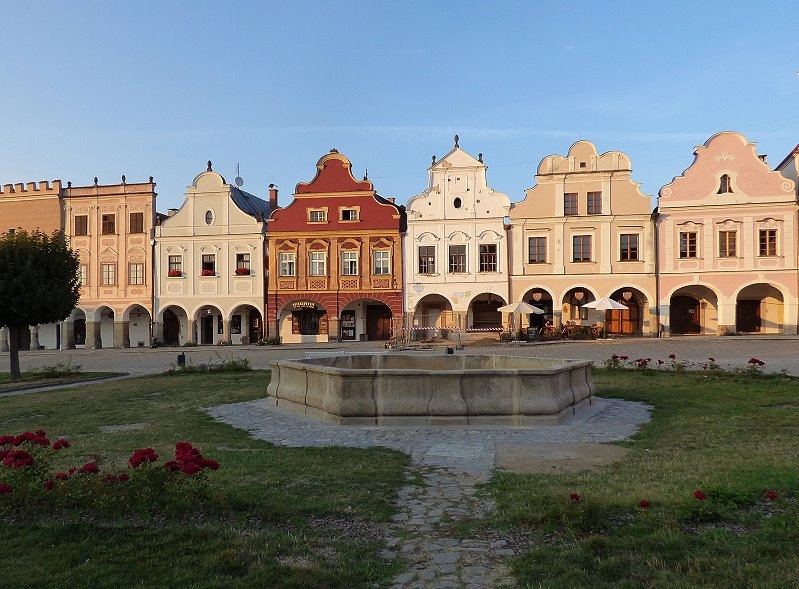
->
xmin=736 ymin=300 xmax=761 ymax=332
xmin=670 ymin=296 xmax=701 ymax=334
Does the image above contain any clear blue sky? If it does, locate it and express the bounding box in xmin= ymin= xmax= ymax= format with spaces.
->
xmin=2 ymin=1 xmax=798 ymax=212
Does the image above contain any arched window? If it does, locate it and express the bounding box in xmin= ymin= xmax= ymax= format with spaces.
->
xmin=717 ymin=174 xmax=733 ymax=194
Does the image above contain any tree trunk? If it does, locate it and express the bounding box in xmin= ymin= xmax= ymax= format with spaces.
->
xmin=9 ymin=325 xmax=21 ymax=382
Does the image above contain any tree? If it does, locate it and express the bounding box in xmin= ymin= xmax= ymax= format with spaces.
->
xmin=0 ymin=229 xmax=80 ymax=381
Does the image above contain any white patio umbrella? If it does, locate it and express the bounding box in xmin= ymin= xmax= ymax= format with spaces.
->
xmin=498 ymin=301 xmax=545 ymax=340
xmin=581 ymin=297 xmax=628 ymax=338
xmin=581 ymin=297 xmax=628 ymax=311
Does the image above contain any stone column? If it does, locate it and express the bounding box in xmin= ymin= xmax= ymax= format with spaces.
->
xmin=85 ymin=321 xmax=102 ymax=349
xmin=187 ymin=318 xmax=196 ymax=344
xmin=0 ymin=327 xmax=8 ymax=352
xmin=222 ymin=318 xmax=231 ymax=345
xmin=62 ymin=320 xmax=76 ymax=349
xmin=30 ymin=325 xmax=40 ymax=350
xmin=114 ymin=321 xmax=130 ymax=348
xmin=153 ymin=320 xmax=164 ymax=346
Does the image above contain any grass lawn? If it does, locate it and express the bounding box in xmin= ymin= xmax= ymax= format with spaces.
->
xmin=0 ymin=372 xmax=124 ymax=393
xmin=0 ymin=371 xmax=409 ymax=589
xmin=486 ymin=368 xmax=799 ymax=589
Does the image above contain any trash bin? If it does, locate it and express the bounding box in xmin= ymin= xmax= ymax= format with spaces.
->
xmin=177 ymin=353 xmax=186 ymax=368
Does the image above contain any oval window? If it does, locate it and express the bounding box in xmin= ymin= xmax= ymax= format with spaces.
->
xmin=453 ymin=197 xmax=462 ymax=209
xmin=204 ymin=210 xmax=214 ymax=225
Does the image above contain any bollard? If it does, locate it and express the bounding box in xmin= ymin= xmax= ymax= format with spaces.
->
xmin=177 ymin=353 xmax=186 ymax=367
xmin=446 ymin=347 xmax=454 ymax=355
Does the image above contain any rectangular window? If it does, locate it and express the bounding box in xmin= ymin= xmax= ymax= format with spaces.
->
xmin=341 ymin=251 xmax=358 ymax=275
xmin=572 ymin=235 xmax=591 ymax=262
xmin=448 ymin=245 xmax=466 ymax=273
xmin=373 ymin=250 xmax=390 ymax=275
xmin=759 ymin=229 xmax=777 ymax=256
xmin=587 ymin=192 xmax=602 ymax=215
xmin=101 ymin=263 xmax=116 ymax=286
xmin=101 ymin=214 xmax=115 ymax=235
xmin=564 ymin=193 xmax=578 ymax=215
xmin=309 ymin=210 xmax=326 ymax=222
xmin=168 ymin=255 xmax=182 ymax=277
xmin=341 ymin=209 xmax=358 ymax=221
xmin=309 ymin=251 xmax=326 ymax=276
xmin=528 ymin=237 xmax=546 ymax=264
xmin=236 ymin=253 xmax=250 ymax=274
xmin=418 ymin=246 xmax=436 ymax=274
xmin=74 ymin=215 xmax=88 ymax=236
xmin=719 ymin=231 xmax=737 ymax=257
xmin=201 ymin=254 xmax=215 ymax=276
xmin=279 ymin=252 xmax=295 ymax=277
xmin=128 ymin=263 xmax=144 ymax=285
xmin=479 ymin=244 xmax=497 ymax=272
xmin=79 ymin=264 xmax=87 ymax=286
xmin=679 ymin=232 xmax=697 ymax=258
xmin=129 ymin=212 xmax=144 ymax=234
xmin=620 ymin=234 xmax=639 ymax=261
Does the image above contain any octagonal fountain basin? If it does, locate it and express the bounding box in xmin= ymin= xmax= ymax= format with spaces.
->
xmin=266 ymin=354 xmax=593 ymax=426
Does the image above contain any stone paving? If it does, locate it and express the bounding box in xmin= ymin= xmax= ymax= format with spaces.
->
xmin=208 ymin=396 xmax=651 ymax=587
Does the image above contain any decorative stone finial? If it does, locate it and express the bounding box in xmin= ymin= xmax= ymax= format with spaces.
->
xmin=432 ymin=155 xmax=437 ymax=165
xmin=269 ymin=183 xmax=275 ymax=188
xmin=478 ymin=153 xmax=483 ymax=163
xmin=93 ymin=177 xmax=98 ymax=186
xmin=207 ymin=160 xmax=213 ymax=172
xmin=149 ymin=176 xmax=154 ymax=183
xmin=454 ymin=134 xmax=459 ymax=148
xmin=364 ymin=168 xmax=368 ymax=180
xmin=67 ymin=181 xmax=72 ymax=188
xmin=329 ymin=148 xmax=339 ymax=154
xmin=121 ymin=174 xmax=126 ymax=184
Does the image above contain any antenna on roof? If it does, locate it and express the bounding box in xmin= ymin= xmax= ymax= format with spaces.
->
xmin=234 ymin=162 xmax=244 ymax=187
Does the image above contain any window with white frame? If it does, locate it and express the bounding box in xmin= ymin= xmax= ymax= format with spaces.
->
xmin=373 ymin=250 xmax=390 ymax=275
xmin=201 ymin=254 xmax=215 ymax=275
xmin=79 ymin=264 xmax=87 ymax=286
xmin=128 ymin=263 xmax=144 ymax=285
xmin=101 ymin=263 xmax=116 ymax=285
xmin=341 ymin=208 xmax=358 ymax=221
xmin=279 ymin=252 xmax=295 ymax=276
xmin=309 ymin=251 xmax=326 ymax=276
xmin=478 ymin=244 xmax=497 ymax=272
xmin=309 ymin=210 xmax=326 ymax=222
xmin=168 ymin=255 xmax=182 ymax=274
xmin=235 ymin=253 xmax=250 ymax=274
xmin=341 ymin=251 xmax=358 ymax=275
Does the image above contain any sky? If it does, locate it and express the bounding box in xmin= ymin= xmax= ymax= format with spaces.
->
xmin=2 ymin=1 xmax=798 ymax=213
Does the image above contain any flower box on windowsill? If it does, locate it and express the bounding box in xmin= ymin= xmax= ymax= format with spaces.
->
xmin=234 ymin=268 xmax=251 ymax=276
xmin=167 ymin=270 xmax=183 ymax=278
xmin=201 ymin=270 xmax=216 ymax=277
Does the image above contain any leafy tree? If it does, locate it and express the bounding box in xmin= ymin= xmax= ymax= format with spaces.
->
xmin=0 ymin=229 xmax=80 ymax=381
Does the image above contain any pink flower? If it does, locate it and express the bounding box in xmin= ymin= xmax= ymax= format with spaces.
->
xmin=118 ymin=472 xmax=130 ymax=482
xmin=668 ymin=354 xmax=676 ymax=359
xmin=44 ymin=480 xmax=54 ymax=492
xmin=569 ymin=493 xmax=581 ymax=502
xmin=78 ymin=461 xmax=99 ymax=475
xmin=180 ymin=462 xmax=202 ymax=475
xmin=0 ymin=435 xmax=14 ymax=446
xmin=129 ymin=447 xmax=159 ymax=468
xmin=0 ymin=483 xmax=13 ymax=494
xmin=693 ymin=489 xmax=706 ymax=501
xmin=765 ymin=490 xmax=778 ymax=501
xmin=619 ymin=356 xmax=628 ymax=361
xmin=55 ymin=472 xmax=70 ymax=480
xmin=638 ymin=500 xmax=651 ymax=509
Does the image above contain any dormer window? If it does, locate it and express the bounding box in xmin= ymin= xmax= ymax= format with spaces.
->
xmin=341 ymin=209 xmax=358 ymax=221
xmin=717 ymin=174 xmax=733 ymax=194
xmin=309 ymin=210 xmax=326 ymax=222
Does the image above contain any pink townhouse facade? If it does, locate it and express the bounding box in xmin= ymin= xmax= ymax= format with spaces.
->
xmin=657 ymin=132 xmax=799 ymax=335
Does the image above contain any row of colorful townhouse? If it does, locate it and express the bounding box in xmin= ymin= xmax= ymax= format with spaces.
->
xmin=2 ymin=131 xmax=799 ymax=350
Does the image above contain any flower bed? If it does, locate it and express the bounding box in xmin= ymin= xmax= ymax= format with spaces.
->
xmin=1 ymin=429 xmax=219 ymax=512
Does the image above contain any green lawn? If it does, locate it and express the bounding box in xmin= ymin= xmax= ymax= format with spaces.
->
xmin=0 ymin=371 xmax=409 ymax=589
xmin=0 ymin=371 xmax=123 ymax=392
xmin=486 ymin=369 xmax=799 ymax=589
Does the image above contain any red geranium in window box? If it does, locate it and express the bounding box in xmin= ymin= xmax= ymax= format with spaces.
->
xmin=201 ymin=269 xmax=215 ymax=277
xmin=168 ymin=269 xmax=182 ymax=277
xmin=234 ymin=267 xmax=250 ymax=276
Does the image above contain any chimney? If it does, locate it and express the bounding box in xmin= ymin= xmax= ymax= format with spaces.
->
xmin=268 ymin=184 xmax=278 ymax=210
